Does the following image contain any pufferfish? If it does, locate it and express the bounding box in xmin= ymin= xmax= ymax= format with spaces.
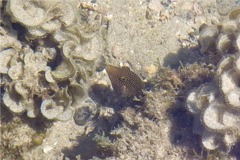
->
xmin=105 ymin=65 xmax=144 ymax=97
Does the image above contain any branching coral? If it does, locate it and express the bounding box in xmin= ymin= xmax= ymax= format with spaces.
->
xmin=186 ymin=8 xmax=240 ymax=151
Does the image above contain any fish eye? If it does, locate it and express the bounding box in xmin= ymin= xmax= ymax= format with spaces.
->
xmin=119 ymin=76 xmax=126 ymax=81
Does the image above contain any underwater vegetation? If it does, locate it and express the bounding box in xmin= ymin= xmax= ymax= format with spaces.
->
xmin=186 ymin=8 xmax=240 ymax=152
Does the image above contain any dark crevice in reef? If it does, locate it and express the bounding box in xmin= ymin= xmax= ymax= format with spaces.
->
xmin=47 ymin=47 xmax=63 ymax=70
xmin=165 ymin=45 xmax=216 ymax=158
xmin=63 ymin=132 xmax=100 ymax=160
xmin=167 ymin=102 xmax=204 ymax=158
xmin=1 ymin=104 xmax=14 ymax=123
xmin=229 ymin=142 xmax=240 ymax=158
xmin=62 ymin=132 xmax=114 ymax=160
xmin=62 ymin=117 xmax=121 ymax=160
xmin=11 ymin=23 xmax=27 ymax=42
xmin=89 ymin=83 xmax=146 ymax=112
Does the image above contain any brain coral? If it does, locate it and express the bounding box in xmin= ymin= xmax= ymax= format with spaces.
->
xmin=0 ymin=0 xmax=108 ymax=120
xmin=186 ymin=9 xmax=240 ymax=151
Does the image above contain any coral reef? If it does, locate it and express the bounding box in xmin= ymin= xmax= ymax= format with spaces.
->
xmin=2 ymin=0 xmax=239 ymax=159
xmin=186 ymin=8 xmax=240 ymax=151
xmin=0 ymin=0 xmax=108 ymax=120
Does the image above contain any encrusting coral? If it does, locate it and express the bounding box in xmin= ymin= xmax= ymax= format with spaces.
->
xmin=186 ymin=8 xmax=240 ymax=152
xmin=0 ymin=0 xmax=109 ymax=120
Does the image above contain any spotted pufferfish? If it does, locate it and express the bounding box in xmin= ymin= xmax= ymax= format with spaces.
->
xmin=106 ymin=65 xmax=144 ymax=98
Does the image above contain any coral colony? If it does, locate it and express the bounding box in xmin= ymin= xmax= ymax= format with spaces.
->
xmin=1 ymin=0 xmax=108 ymax=120
xmin=186 ymin=9 xmax=240 ymax=151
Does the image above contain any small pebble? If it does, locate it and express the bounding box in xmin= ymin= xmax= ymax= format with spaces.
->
xmin=145 ymin=64 xmax=158 ymax=77
xmin=43 ymin=145 xmax=53 ymax=153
